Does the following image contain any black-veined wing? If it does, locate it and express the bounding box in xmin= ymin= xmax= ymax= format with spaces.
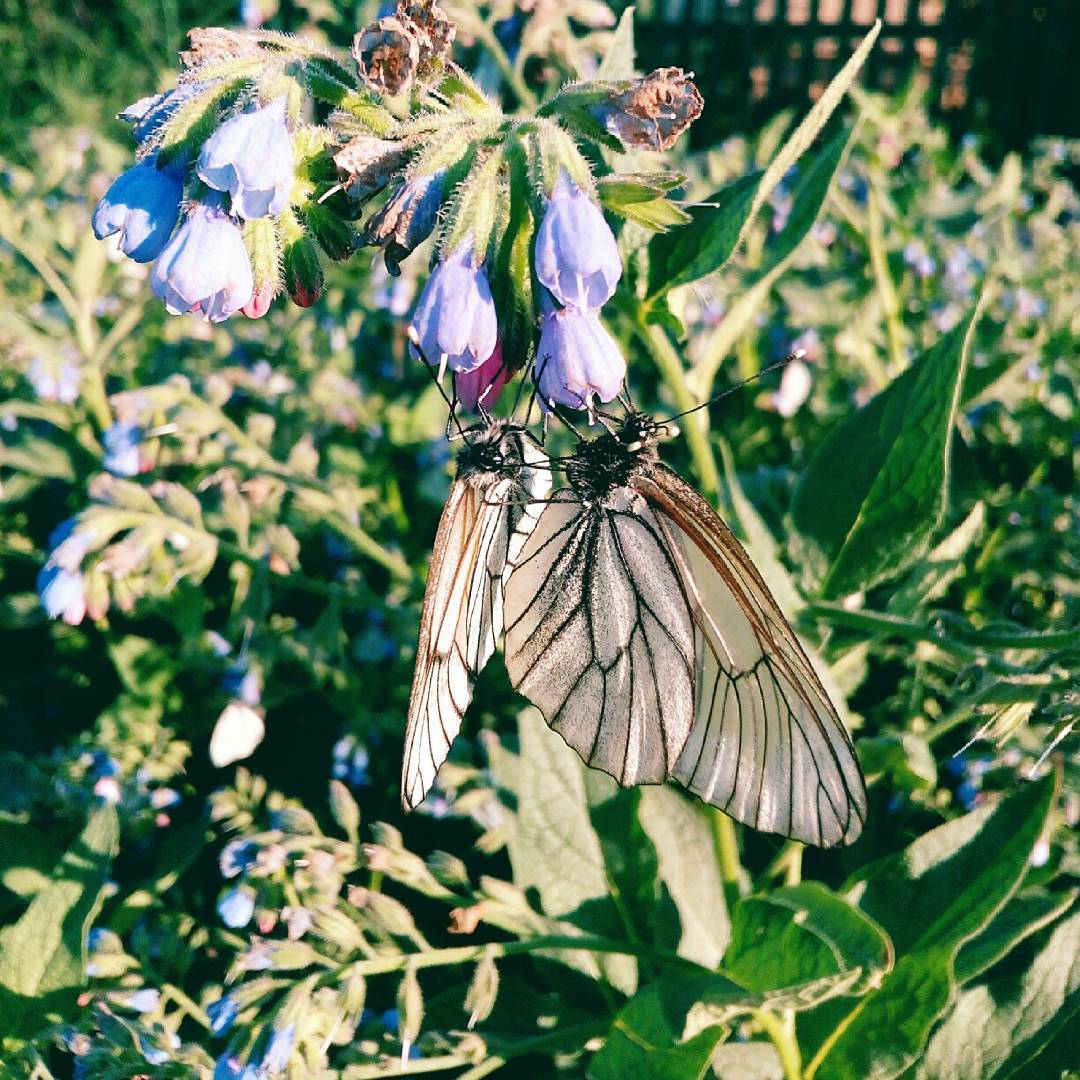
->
xmin=401 ymin=423 xmax=550 ymax=811
xmin=503 ymin=485 xmax=697 ymax=788
xmin=636 ymin=462 xmax=867 ymax=847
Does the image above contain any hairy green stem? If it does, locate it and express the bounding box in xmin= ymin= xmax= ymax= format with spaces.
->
xmin=637 ymin=314 xmax=721 ymax=501
xmin=711 ymin=810 xmax=745 ymax=909
xmin=866 ymin=187 xmax=906 ymax=372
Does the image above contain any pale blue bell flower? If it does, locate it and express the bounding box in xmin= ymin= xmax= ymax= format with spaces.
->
xmin=198 ymin=98 xmax=294 ymax=219
xmin=536 ymin=302 xmax=626 ymax=411
xmin=102 ymin=421 xmax=143 ymax=476
xmin=409 ymin=244 xmax=498 ymax=377
xmin=534 ymin=170 xmax=621 ymax=310
xmin=151 ymin=202 xmax=254 ymax=321
xmin=92 ymin=158 xmax=183 ymax=263
xmin=38 ymin=565 xmax=86 ymax=625
xmin=217 ymin=885 xmax=256 ymax=928
xmin=261 ymin=1024 xmax=296 ymax=1074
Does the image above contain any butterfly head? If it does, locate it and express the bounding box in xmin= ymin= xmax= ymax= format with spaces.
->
xmin=565 ymin=411 xmax=664 ymax=502
xmin=457 ymin=420 xmax=531 ymax=479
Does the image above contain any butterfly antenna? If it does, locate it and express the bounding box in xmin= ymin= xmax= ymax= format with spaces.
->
xmin=407 ymin=327 xmax=470 ymax=442
xmin=662 ymin=349 xmax=807 ymax=424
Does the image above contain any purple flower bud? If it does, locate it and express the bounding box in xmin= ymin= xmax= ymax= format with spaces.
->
xmin=198 ymin=98 xmax=294 ymax=220
xmin=217 ymin=885 xmax=256 ymax=928
xmin=536 ymin=304 xmax=625 ymax=410
xmin=38 ymin=565 xmax=86 ymax=625
xmin=207 ymin=995 xmax=240 ymax=1036
xmin=102 ymin=421 xmax=143 ymax=476
xmin=535 ymin=171 xmax=621 ymax=310
xmin=455 ymin=342 xmax=509 ymax=413
xmin=92 ymin=158 xmax=183 ymax=263
xmin=409 ymin=245 xmax=498 ymax=376
xmin=151 ymin=202 xmax=254 ymax=321
xmin=261 ymin=1023 xmax=296 ymax=1074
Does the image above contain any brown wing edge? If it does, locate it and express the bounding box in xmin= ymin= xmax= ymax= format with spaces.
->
xmin=636 ymin=463 xmax=868 ymax=846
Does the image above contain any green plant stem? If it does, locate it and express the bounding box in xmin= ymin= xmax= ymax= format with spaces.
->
xmin=804 ymin=601 xmax=1079 ymax=652
xmin=866 ymin=187 xmax=906 ymax=372
xmin=711 ymin=809 xmax=745 ymax=909
xmin=755 ymin=1008 xmax=802 ymax=1080
xmin=343 ymin=932 xmax=704 ymax=979
xmin=636 ymin=314 xmax=721 ymax=501
xmin=473 ymin=19 xmax=536 ymax=110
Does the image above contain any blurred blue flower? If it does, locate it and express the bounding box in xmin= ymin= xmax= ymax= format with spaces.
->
xmin=198 ymin=98 xmax=294 ymax=220
xmin=535 ymin=171 xmax=621 ymax=310
xmin=92 ymin=158 xmax=183 ymax=263
xmin=536 ymin=302 xmax=625 ymax=410
xmin=220 ymin=838 xmax=258 ymax=878
xmin=332 ymin=735 xmax=370 ymax=787
xmin=218 ymin=885 xmax=256 ymax=928
xmin=122 ymin=84 xmax=203 ymax=144
xmin=223 ymin=660 xmax=262 ymax=706
xmin=214 ymin=1055 xmax=260 ymax=1080
xmin=26 ymin=356 xmax=81 ymax=404
xmin=151 ymin=202 xmax=254 ymax=321
xmin=262 ymin=1023 xmax=296 ymax=1074
xmin=409 ymin=244 xmax=498 ymax=376
xmin=367 ymin=169 xmax=445 ymax=275
xmin=38 ymin=565 xmax=86 ymax=625
xmin=207 ymin=994 xmax=240 ymax=1036
xmin=102 ymin=421 xmax=143 ymax=476
xmin=903 ymin=240 xmax=936 ymax=280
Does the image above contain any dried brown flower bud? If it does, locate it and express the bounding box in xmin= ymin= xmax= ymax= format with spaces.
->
xmin=333 ymin=135 xmax=412 ymax=198
xmin=399 ymin=0 xmax=456 ymax=66
xmin=180 ymin=27 xmax=261 ymax=69
xmin=604 ymin=67 xmax=704 ymax=152
xmin=448 ymin=902 xmax=488 ymax=934
xmin=353 ymin=17 xmax=421 ymax=96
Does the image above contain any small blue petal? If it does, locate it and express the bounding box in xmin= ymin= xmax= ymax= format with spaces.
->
xmin=261 ymin=1022 xmax=296 ymax=1074
xmin=536 ymin=301 xmax=625 ymax=410
xmin=102 ymin=421 xmax=143 ymax=476
xmin=92 ymin=159 xmax=183 ymax=263
xmin=207 ymin=994 xmax=240 ymax=1036
xmin=217 ymin=885 xmax=256 ymax=928
xmin=198 ymin=99 xmax=294 ymax=219
xmin=37 ymin=565 xmax=86 ymax=625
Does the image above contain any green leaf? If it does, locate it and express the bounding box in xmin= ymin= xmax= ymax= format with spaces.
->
xmin=597 ymin=6 xmax=637 ymax=81
xmin=596 ymin=172 xmax=686 ymax=207
xmin=723 ymin=883 xmax=892 ymax=999
xmin=0 ymin=820 xmax=62 ymax=899
xmin=615 ymin=197 xmax=693 ymax=232
xmin=645 ymin=171 xmax=759 ymax=299
xmin=0 ymin=805 xmax=119 ymax=1038
xmin=805 ymin=773 xmax=1056 ymax=1080
xmin=885 ymin=502 xmax=986 ymax=618
xmin=791 ymin=300 xmax=985 ymax=599
xmin=645 ymin=20 xmax=877 ymax=303
xmin=503 ymin=710 xmax=636 ymax=993
xmin=914 ymin=910 xmax=1080 ymax=1080
xmin=858 ymin=734 xmax=937 ymax=794
xmin=588 ymin=973 xmax=725 ymax=1080
xmin=637 ymin=788 xmax=730 ymax=968
xmin=954 ymin=889 xmax=1077 ymax=985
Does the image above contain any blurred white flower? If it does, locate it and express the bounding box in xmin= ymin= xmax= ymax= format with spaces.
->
xmin=771 ymin=359 xmax=813 ymax=418
xmin=210 ymin=701 xmax=265 ymax=767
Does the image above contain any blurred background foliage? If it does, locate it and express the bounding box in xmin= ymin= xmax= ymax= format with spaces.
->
xmin=0 ymin=1 xmax=1077 ymax=1078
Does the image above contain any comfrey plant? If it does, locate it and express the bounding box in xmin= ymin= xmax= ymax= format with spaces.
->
xmin=92 ymin=1 xmax=702 ymax=414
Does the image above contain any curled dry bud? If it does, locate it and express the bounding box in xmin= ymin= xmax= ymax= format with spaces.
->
xmin=352 ymin=16 xmax=421 ymax=96
xmin=399 ymin=0 xmax=456 ymax=66
xmin=180 ymin=26 xmax=261 ymax=69
xmin=333 ymin=135 xmax=412 ymax=199
xmin=601 ymin=67 xmax=704 ymax=152
xmin=365 ymin=169 xmax=445 ymax=274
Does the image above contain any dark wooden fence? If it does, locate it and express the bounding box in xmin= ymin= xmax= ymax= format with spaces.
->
xmin=629 ymin=0 xmax=1079 ymax=153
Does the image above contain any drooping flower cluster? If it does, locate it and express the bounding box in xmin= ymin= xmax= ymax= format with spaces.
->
xmin=89 ymin=1 xmax=701 ymax=411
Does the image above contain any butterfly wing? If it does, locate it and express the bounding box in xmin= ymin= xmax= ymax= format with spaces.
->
xmin=503 ymin=487 xmax=696 ymax=787
xmin=637 ymin=463 xmax=867 ymax=847
xmin=401 ymin=442 xmax=549 ymax=811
